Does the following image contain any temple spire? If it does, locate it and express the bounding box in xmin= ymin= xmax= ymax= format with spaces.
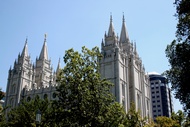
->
xmin=134 ymin=41 xmax=137 ymax=53
xmin=39 ymin=34 xmax=48 ymax=60
xmin=108 ymin=14 xmax=115 ymax=37
xmin=120 ymin=14 xmax=130 ymax=43
xmin=21 ymin=38 xmax=29 ymax=57
xmin=56 ymin=58 xmax=61 ymax=75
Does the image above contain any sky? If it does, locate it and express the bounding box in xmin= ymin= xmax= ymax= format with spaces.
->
xmin=0 ymin=1 xmax=183 ymax=112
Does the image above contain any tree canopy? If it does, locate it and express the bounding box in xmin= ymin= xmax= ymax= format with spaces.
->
xmin=165 ymin=40 xmax=190 ymax=112
xmin=174 ymin=0 xmax=190 ymax=42
xmin=3 ymin=46 xmax=157 ymax=126
xmin=0 ymin=88 xmax=4 ymax=100
xmin=125 ymin=103 xmax=148 ymax=127
xmin=7 ymin=96 xmax=53 ymax=127
xmin=156 ymin=116 xmax=180 ymax=127
xmin=0 ymin=88 xmax=6 ymax=126
xmin=165 ymin=0 xmax=190 ymax=114
xmin=53 ymin=46 xmax=126 ymax=126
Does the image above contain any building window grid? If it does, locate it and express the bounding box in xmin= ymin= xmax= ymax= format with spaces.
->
xmin=150 ymin=75 xmax=173 ymax=119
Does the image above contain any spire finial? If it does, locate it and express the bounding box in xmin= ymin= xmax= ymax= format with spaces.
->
xmin=56 ymin=57 xmax=61 ymax=74
xmin=108 ymin=13 xmax=115 ymax=37
xmin=134 ymin=40 xmax=137 ymax=53
xmin=58 ymin=57 xmax=60 ymax=63
xmin=39 ymin=34 xmax=48 ymax=60
xmin=110 ymin=12 xmax=112 ymax=22
xmin=25 ymin=36 xmax=28 ymax=43
xmin=44 ymin=33 xmax=47 ymax=42
xmin=122 ymin=12 xmax=125 ymax=22
xmin=21 ymin=37 xmax=29 ymax=57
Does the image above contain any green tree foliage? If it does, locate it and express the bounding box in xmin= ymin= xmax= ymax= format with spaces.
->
xmin=7 ymin=97 xmax=53 ymax=127
xmin=103 ymin=103 xmax=126 ymax=127
xmin=53 ymin=46 xmax=126 ymax=126
xmin=165 ymin=40 xmax=190 ymax=113
xmin=183 ymin=117 xmax=190 ymax=127
xmin=172 ymin=110 xmax=190 ymax=127
xmin=125 ymin=103 xmax=150 ymax=127
xmin=165 ymin=0 xmax=190 ymax=114
xmin=172 ymin=110 xmax=185 ymax=126
xmin=0 ymin=88 xmax=6 ymax=126
xmin=0 ymin=105 xmax=6 ymax=127
xmin=0 ymin=88 xmax=4 ymax=100
xmin=174 ymin=0 xmax=190 ymax=42
xmin=156 ymin=116 xmax=180 ymax=127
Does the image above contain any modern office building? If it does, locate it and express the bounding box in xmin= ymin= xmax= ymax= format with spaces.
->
xmin=149 ymin=73 xmax=173 ymax=120
xmin=5 ymin=15 xmax=152 ymax=119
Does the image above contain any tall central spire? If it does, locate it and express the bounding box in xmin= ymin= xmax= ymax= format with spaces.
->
xmin=56 ymin=58 xmax=61 ymax=75
xmin=108 ymin=14 xmax=115 ymax=37
xmin=21 ymin=38 xmax=29 ymax=57
xmin=39 ymin=34 xmax=48 ymax=60
xmin=120 ymin=14 xmax=130 ymax=43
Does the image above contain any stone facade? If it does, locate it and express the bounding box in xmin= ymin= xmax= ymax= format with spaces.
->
xmin=100 ymin=15 xmax=152 ymax=118
xmin=4 ymin=36 xmax=59 ymax=114
xmin=5 ymin=15 xmax=152 ymax=119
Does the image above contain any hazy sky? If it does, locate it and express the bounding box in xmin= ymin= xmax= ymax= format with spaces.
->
xmin=0 ymin=1 xmax=183 ymax=112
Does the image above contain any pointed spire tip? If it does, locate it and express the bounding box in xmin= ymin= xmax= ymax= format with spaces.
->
xmin=44 ymin=33 xmax=47 ymax=42
xmin=122 ymin=12 xmax=125 ymax=22
xmin=110 ymin=12 xmax=112 ymax=22
xmin=25 ymin=36 xmax=28 ymax=44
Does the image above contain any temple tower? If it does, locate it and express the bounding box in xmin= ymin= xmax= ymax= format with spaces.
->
xmin=35 ymin=35 xmax=53 ymax=88
xmin=5 ymin=39 xmax=33 ymax=109
xmin=100 ymin=15 xmax=151 ymax=118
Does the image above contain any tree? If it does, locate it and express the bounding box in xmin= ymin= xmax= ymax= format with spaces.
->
xmin=0 ymin=88 xmax=4 ymax=100
xmin=172 ymin=110 xmax=190 ymax=127
xmin=165 ymin=0 xmax=190 ymax=114
xmin=174 ymin=0 xmax=190 ymax=43
xmin=156 ymin=116 xmax=180 ymax=127
xmin=183 ymin=116 xmax=190 ymax=127
xmin=125 ymin=103 xmax=142 ymax=127
xmin=0 ymin=88 xmax=6 ymax=126
xmin=165 ymin=40 xmax=190 ymax=113
xmin=103 ymin=103 xmax=126 ymax=127
xmin=172 ymin=110 xmax=185 ymax=126
xmin=53 ymin=46 xmax=126 ymax=126
xmin=125 ymin=103 xmax=151 ymax=127
xmin=0 ymin=105 xmax=6 ymax=127
xmin=7 ymin=96 xmax=53 ymax=127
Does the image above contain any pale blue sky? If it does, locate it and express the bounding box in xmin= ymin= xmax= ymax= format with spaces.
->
xmin=0 ymin=1 xmax=182 ymax=112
